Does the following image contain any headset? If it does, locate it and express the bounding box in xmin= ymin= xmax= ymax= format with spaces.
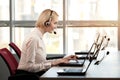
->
xmin=94 ymin=37 xmax=110 ymax=65
xmin=44 ymin=10 xmax=53 ymax=27
xmin=94 ymin=51 xmax=110 ymax=65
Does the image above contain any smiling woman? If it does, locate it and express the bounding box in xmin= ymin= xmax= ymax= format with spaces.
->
xmin=0 ymin=0 xmax=119 ymax=79
xmin=16 ymin=9 xmax=78 ymax=77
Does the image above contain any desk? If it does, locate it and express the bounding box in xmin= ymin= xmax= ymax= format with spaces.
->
xmin=40 ymin=52 xmax=120 ymax=80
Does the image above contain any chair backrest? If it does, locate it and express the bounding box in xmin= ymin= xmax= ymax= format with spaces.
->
xmin=0 ymin=48 xmax=18 ymax=75
xmin=9 ymin=42 xmax=21 ymax=59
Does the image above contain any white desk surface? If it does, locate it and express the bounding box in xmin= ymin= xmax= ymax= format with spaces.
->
xmin=40 ymin=52 xmax=120 ymax=80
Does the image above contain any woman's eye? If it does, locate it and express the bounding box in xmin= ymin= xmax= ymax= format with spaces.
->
xmin=54 ymin=22 xmax=58 ymax=25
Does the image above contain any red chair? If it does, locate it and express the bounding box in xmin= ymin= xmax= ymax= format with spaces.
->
xmin=9 ymin=42 xmax=21 ymax=59
xmin=0 ymin=48 xmax=18 ymax=75
xmin=0 ymin=48 xmax=39 ymax=80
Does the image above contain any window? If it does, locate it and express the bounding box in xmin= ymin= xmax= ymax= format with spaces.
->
xmin=67 ymin=27 xmax=117 ymax=54
xmin=0 ymin=0 xmax=119 ymax=54
xmin=0 ymin=0 xmax=9 ymax=20
xmin=0 ymin=0 xmax=9 ymax=49
xmin=15 ymin=0 xmax=63 ymax=20
xmin=68 ymin=0 xmax=118 ymax=20
xmin=67 ymin=0 xmax=118 ymax=54
xmin=0 ymin=27 xmax=10 ymax=49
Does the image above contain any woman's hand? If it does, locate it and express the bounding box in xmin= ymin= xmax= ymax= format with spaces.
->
xmin=61 ymin=55 xmax=78 ymax=64
xmin=51 ymin=55 xmax=78 ymax=66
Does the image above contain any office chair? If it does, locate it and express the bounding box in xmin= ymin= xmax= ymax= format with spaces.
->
xmin=0 ymin=48 xmax=39 ymax=80
xmin=9 ymin=42 xmax=21 ymax=59
xmin=0 ymin=48 xmax=18 ymax=75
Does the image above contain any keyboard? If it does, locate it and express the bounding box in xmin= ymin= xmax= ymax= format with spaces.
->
xmin=58 ymin=60 xmax=84 ymax=67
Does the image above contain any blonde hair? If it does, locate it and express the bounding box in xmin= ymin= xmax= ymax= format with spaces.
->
xmin=35 ymin=9 xmax=59 ymax=28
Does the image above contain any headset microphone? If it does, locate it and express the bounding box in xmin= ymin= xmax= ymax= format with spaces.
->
xmin=54 ymin=31 xmax=57 ymax=34
xmin=94 ymin=60 xmax=100 ymax=65
xmin=94 ymin=51 xmax=110 ymax=65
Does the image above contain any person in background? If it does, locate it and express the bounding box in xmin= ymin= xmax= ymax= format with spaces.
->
xmin=16 ymin=9 xmax=78 ymax=76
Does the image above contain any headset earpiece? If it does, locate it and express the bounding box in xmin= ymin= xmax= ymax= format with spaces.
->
xmin=44 ymin=20 xmax=51 ymax=27
xmin=44 ymin=10 xmax=53 ymax=27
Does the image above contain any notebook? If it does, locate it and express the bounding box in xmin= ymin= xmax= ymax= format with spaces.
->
xmin=58 ymin=34 xmax=106 ymax=67
xmin=76 ymin=35 xmax=106 ymax=60
xmin=57 ymin=35 xmax=106 ymax=75
xmin=75 ymin=52 xmax=94 ymax=59
xmin=57 ymin=38 xmax=106 ymax=76
xmin=57 ymin=56 xmax=93 ymax=76
xmin=75 ymin=51 xmax=94 ymax=55
xmin=75 ymin=33 xmax=100 ymax=59
xmin=74 ymin=51 xmax=94 ymax=60
xmin=58 ymin=41 xmax=97 ymax=67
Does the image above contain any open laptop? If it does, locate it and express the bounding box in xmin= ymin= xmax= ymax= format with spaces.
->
xmin=57 ymin=55 xmax=94 ymax=76
xmin=93 ymin=35 xmax=107 ymax=59
xmin=75 ymin=33 xmax=100 ymax=59
xmin=77 ymin=35 xmax=106 ymax=60
xmin=57 ymin=35 xmax=107 ymax=75
xmin=58 ymin=40 xmax=98 ymax=67
xmin=75 ymin=51 xmax=94 ymax=59
xmin=58 ymin=35 xmax=106 ymax=67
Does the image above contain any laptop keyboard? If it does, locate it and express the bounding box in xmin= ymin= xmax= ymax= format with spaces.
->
xmin=58 ymin=60 xmax=85 ymax=66
xmin=64 ymin=68 xmax=83 ymax=72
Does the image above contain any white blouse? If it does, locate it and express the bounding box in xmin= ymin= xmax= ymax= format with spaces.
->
xmin=17 ymin=28 xmax=55 ymax=72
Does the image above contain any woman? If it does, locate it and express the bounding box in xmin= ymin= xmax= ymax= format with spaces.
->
xmin=17 ymin=9 xmax=78 ymax=76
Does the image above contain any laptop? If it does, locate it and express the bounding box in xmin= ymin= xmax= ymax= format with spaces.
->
xmin=93 ymin=35 xmax=107 ymax=59
xmin=57 ymin=35 xmax=107 ymax=76
xmin=75 ymin=51 xmax=94 ymax=59
xmin=77 ymin=35 xmax=106 ymax=60
xmin=58 ymin=41 xmax=97 ymax=67
xmin=57 ymin=56 xmax=94 ymax=76
xmin=75 ymin=33 xmax=100 ymax=59
xmin=58 ymin=35 xmax=106 ymax=67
